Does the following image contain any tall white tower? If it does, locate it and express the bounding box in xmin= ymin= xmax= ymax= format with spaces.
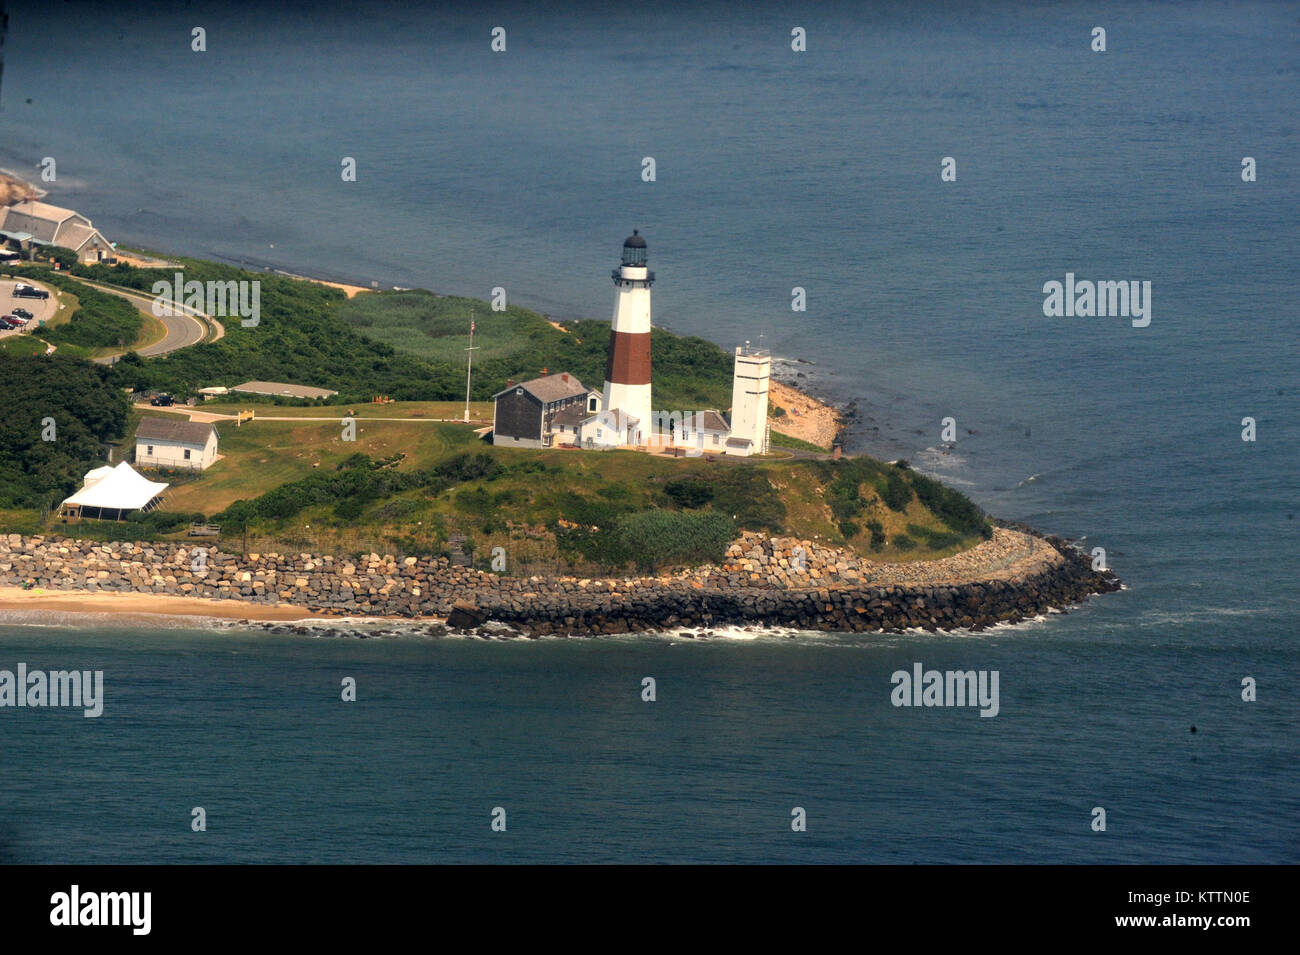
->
xmin=602 ymin=230 xmax=653 ymax=444
xmin=730 ymin=343 xmax=771 ymax=455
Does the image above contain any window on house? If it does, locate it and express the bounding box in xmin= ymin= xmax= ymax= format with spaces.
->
xmin=147 ymin=445 xmax=153 ymax=455
xmin=184 ymin=449 xmax=192 ymax=460
xmin=712 ymin=434 xmax=719 ymax=445
xmin=596 ymin=429 xmax=603 ymax=438
xmin=589 ymin=396 xmax=597 ymax=412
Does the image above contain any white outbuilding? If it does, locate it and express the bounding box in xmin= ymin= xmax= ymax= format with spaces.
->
xmin=579 ymin=408 xmax=641 ymax=449
xmin=134 ymin=417 xmax=220 ymax=471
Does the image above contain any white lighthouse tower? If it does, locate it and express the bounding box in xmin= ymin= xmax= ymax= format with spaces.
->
xmin=602 ymin=230 xmax=654 ymax=444
xmin=729 ymin=342 xmax=771 ymax=455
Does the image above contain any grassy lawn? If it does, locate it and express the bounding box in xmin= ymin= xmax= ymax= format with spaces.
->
xmin=0 ymin=336 xmax=48 ymax=357
xmin=35 ymin=402 xmax=988 ymax=573
xmin=0 ymin=506 xmax=43 ymax=534
xmin=132 ymin=413 xmax=986 ymax=570
xmin=195 ymin=400 xmax=494 ymax=421
xmin=336 ymin=291 xmax=542 ymax=362
xmin=159 ymin=418 xmax=484 ymax=515
xmin=769 ymin=430 xmax=830 ymax=453
xmin=46 ymin=285 xmax=78 ymax=330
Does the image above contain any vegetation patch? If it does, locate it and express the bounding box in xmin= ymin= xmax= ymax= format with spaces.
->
xmin=0 ymin=354 xmax=128 ymax=511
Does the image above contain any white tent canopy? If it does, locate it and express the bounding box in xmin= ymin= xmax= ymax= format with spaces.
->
xmin=61 ymin=461 xmax=168 ymax=516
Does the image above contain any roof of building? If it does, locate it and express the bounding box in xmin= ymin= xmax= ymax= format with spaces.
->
xmin=135 ymin=416 xmax=218 ymax=446
xmin=582 ymin=408 xmax=639 ymax=427
xmin=693 ymin=410 xmax=730 ymax=433
xmin=550 ymin=405 xmax=589 ymax=429
xmin=493 ymin=372 xmax=588 ymax=404
xmin=231 ymin=380 xmax=338 ymax=399
xmin=0 ymin=200 xmax=86 ymax=245
xmin=725 ymin=436 xmax=754 ymax=448
xmin=57 ymin=221 xmax=109 ymax=253
xmin=62 ymin=461 xmax=169 ymax=511
xmin=623 ymin=229 xmax=646 ymax=248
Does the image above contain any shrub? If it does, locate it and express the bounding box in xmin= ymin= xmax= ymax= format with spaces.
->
xmin=614 ymin=510 xmax=734 ymax=572
xmin=909 ymin=472 xmax=991 ymax=539
xmin=663 ymin=477 xmax=714 ymax=508
xmin=708 ymin=468 xmax=784 ymax=532
xmin=556 ymin=509 xmax=734 ymax=572
xmin=881 ymin=469 xmax=913 ymax=511
xmin=334 ymin=496 xmax=367 ymax=521
xmin=906 ymin=522 xmax=964 ymax=551
xmin=455 ymin=485 xmax=492 ymax=517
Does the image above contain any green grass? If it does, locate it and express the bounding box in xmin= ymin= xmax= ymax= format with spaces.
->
xmin=120 ymin=413 xmax=992 ymax=573
xmin=334 ymin=291 xmax=736 ymax=412
xmin=770 ymin=430 xmax=830 ymax=453
xmin=337 ymin=291 xmax=543 ymax=362
xmin=193 ymin=400 xmax=494 ymax=420
xmin=0 ymin=336 xmax=47 ymax=357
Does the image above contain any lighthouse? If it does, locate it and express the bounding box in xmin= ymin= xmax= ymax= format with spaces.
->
xmin=602 ymin=230 xmax=653 ymax=444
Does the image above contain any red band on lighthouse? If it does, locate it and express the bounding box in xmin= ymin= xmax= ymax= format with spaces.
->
xmin=605 ymin=330 xmax=651 ymax=385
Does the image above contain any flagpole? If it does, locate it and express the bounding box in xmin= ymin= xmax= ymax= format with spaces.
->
xmin=464 ymin=308 xmax=478 ymax=424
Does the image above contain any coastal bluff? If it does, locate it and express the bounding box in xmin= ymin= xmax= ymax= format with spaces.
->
xmin=0 ymin=527 xmax=1119 ymax=635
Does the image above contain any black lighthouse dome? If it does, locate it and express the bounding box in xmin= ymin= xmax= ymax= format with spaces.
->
xmin=621 ymin=229 xmax=648 ymax=266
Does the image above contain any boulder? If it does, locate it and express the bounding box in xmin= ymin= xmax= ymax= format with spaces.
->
xmin=446 ymin=600 xmax=489 ymax=629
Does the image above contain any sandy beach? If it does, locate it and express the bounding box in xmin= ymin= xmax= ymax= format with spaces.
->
xmin=0 ymin=585 xmax=326 ymax=623
xmin=0 ymin=169 xmax=45 ymax=205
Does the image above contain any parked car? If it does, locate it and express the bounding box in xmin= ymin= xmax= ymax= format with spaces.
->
xmin=150 ymin=394 xmax=175 ymax=407
xmin=11 ymin=307 xmax=34 ymax=319
xmin=13 ymin=285 xmax=49 ymax=299
xmin=0 ymin=316 xmax=21 ymax=329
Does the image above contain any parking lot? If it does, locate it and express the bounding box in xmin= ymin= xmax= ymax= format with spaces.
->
xmin=0 ymin=277 xmax=60 ymax=340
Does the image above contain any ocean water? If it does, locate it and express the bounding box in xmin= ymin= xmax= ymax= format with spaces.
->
xmin=1 ymin=0 xmax=1297 ymax=863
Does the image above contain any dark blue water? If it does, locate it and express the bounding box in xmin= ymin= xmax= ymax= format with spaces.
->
xmin=1 ymin=621 xmax=1294 ymax=864
xmin=1 ymin=0 xmax=1297 ymax=862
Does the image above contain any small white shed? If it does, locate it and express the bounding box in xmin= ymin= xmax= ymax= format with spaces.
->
xmin=134 ymin=417 xmax=220 ymax=471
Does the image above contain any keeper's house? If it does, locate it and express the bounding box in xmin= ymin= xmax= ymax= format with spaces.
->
xmin=491 ymin=373 xmax=602 ymax=449
xmin=134 ymin=417 xmax=220 ymax=471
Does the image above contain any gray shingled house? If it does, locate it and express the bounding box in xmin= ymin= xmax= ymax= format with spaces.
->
xmin=491 ymin=373 xmax=601 ymax=448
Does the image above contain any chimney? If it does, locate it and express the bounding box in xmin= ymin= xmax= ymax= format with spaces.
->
xmin=561 ymin=373 xmax=569 ymax=383
xmin=542 ymin=366 xmax=548 ymax=376
xmin=506 ymin=379 xmax=514 ymax=388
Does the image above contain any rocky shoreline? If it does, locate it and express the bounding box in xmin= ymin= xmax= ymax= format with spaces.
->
xmin=0 ymin=527 xmax=1120 ymax=637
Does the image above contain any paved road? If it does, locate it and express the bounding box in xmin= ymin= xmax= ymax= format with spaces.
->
xmin=61 ymin=276 xmax=214 ymax=362
xmin=0 ymin=278 xmax=61 ymax=346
